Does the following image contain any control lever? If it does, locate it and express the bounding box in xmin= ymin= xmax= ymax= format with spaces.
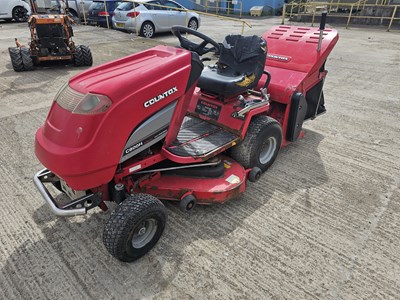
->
xmin=232 ymin=93 xmax=269 ymax=119
xmin=260 ymin=88 xmax=270 ymax=103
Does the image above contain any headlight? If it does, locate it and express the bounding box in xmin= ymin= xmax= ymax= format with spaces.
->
xmin=73 ymin=94 xmax=112 ymax=115
xmin=55 ymin=84 xmax=112 ymax=115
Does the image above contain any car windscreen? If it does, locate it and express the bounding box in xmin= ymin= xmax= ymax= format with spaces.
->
xmin=91 ymin=1 xmax=122 ymax=11
xmin=144 ymin=1 xmax=162 ymax=10
xmin=90 ymin=2 xmax=104 ymax=10
xmin=107 ymin=2 xmax=123 ymax=10
xmin=164 ymin=2 xmax=182 ymax=10
xmin=115 ymin=2 xmax=138 ymax=11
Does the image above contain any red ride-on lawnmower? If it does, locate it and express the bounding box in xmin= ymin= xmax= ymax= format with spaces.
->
xmin=34 ymin=14 xmax=338 ymax=262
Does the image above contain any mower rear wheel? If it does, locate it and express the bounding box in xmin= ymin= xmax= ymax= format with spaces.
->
xmin=230 ymin=116 xmax=282 ymax=172
xmin=8 ymin=47 xmax=33 ymax=72
xmin=74 ymin=45 xmax=93 ymax=67
xmin=103 ymin=194 xmax=167 ymax=262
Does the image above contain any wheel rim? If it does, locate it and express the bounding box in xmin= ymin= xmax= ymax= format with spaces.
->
xmin=143 ymin=24 xmax=154 ymax=38
xmin=14 ymin=7 xmax=26 ymax=21
xmin=189 ymin=20 xmax=197 ymax=30
xmin=259 ymin=137 xmax=277 ymax=165
xmin=131 ymin=218 xmax=158 ymax=248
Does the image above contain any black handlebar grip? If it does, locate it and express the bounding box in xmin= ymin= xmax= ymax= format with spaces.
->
xmin=320 ymin=12 xmax=327 ymax=30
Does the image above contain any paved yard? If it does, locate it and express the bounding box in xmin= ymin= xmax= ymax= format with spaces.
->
xmin=0 ymin=16 xmax=399 ymax=299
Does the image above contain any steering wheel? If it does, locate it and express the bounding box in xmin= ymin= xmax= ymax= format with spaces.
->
xmin=171 ymin=26 xmax=220 ymax=56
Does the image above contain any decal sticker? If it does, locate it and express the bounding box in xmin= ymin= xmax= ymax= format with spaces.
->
xmin=129 ymin=164 xmax=142 ymax=173
xmin=123 ymin=127 xmax=169 ymax=157
xmin=224 ymin=160 xmax=232 ymax=169
xmin=226 ymin=174 xmax=240 ymax=184
xmin=144 ymin=87 xmax=178 ymax=108
xmin=124 ymin=141 xmax=143 ymax=155
xmin=267 ymin=54 xmax=291 ymax=62
xmin=195 ymin=99 xmax=222 ymax=120
xmin=235 ymin=74 xmax=255 ymax=87
xmin=153 ymin=128 xmax=168 ymax=140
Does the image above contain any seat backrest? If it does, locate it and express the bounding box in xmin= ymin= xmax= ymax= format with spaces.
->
xmin=217 ymin=35 xmax=267 ymax=78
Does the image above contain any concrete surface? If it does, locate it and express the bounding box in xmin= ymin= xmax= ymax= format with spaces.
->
xmin=0 ymin=16 xmax=399 ymax=299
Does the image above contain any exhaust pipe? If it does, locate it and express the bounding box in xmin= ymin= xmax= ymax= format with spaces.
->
xmin=317 ymin=12 xmax=327 ymax=52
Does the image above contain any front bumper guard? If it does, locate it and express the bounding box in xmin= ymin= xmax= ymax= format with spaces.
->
xmin=33 ymin=169 xmax=101 ymax=217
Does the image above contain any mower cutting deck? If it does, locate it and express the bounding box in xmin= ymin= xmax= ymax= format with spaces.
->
xmin=34 ymin=15 xmax=338 ymax=262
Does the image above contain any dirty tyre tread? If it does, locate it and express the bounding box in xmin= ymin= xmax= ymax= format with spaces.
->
xmin=8 ymin=47 xmax=24 ymax=72
xmin=230 ymin=116 xmax=282 ymax=172
xmin=81 ymin=45 xmax=93 ymax=66
xmin=74 ymin=45 xmax=92 ymax=66
xmin=74 ymin=46 xmax=84 ymax=66
xmin=20 ymin=48 xmax=34 ymax=71
xmin=103 ymin=194 xmax=167 ymax=262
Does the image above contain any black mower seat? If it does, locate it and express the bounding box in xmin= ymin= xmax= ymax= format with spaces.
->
xmin=198 ymin=35 xmax=267 ymax=97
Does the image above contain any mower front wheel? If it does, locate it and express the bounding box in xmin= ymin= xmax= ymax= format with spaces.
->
xmin=74 ymin=45 xmax=93 ymax=67
xmin=179 ymin=194 xmax=196 ymax=212
xmin=103 ymin=194 xmax=167 ymax=262
xmin=230 ymin=116 xmax=282 ymax=172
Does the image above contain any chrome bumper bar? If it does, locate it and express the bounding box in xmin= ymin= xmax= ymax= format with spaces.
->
xmin=33 ymin=169 xmax=87 ymax=217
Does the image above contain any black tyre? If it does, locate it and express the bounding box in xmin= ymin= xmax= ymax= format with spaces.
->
xmin=140 ymin=21 xmax=155 ymax=38
xmin=74 ymin=45 xmax=93 ymax=66
xmin=69 ymin=9 xmax=79 ymax=19
xmin=8 ymin=47 xmax=33 ymax=72
xmin=20 ymin=48 xmax=34 ymax=71
xmin=12 ymin=6 xmax=28 ymax=22
xmin=103 ymin=194 xmax=167 ymax=262
xmin=179 ymin=195 xmax=196 ymax=212
xmin=230 ymin=116 xmax=282 ymax=172
xmin=248 ymin=167 xmax=262 ymax=183
xmin=8 ymin=47 xmax=24 ymax=72
xmin=188 ymin=18 xmax=199 ymax=30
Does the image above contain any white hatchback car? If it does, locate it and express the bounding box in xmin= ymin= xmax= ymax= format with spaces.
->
xmin=50 ymin=0 xmax=93 ymax=18
xmin=112 ymin=0 xmax=200 ymax=38
xmin=0 ymin=0 xmax=31 ymax=22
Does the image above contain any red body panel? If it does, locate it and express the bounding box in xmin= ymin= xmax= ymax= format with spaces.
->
xmin=264 ymin=26 xmax=338 ymax=74
xmin=258 ymin=25 xmax=338 ymax=145
xmin=35 ymin=46 xmax=193 ymax=190
xmin=260 ymin=25 xmax=338 ymax=100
